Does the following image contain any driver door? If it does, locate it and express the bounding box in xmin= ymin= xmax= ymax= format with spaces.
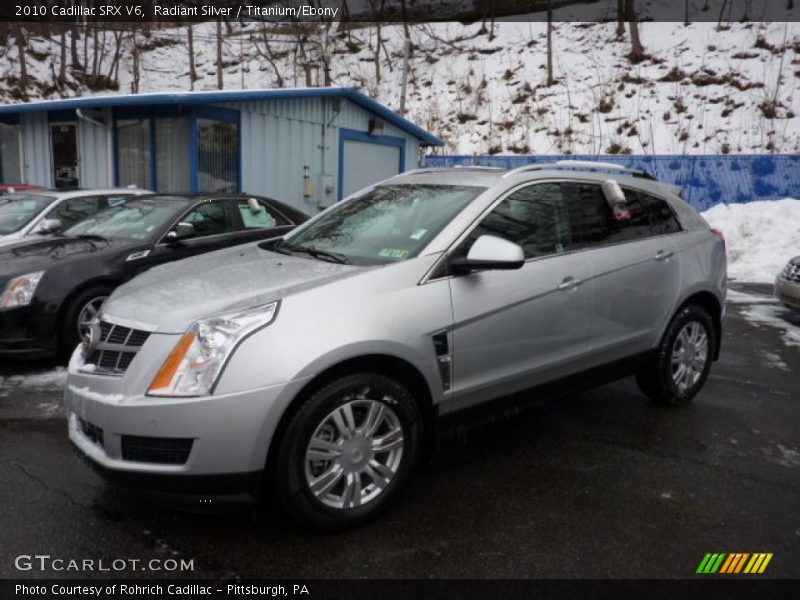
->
xmin=137 ymin=199 xmax=242 ymax=272
xmin=446 ymin=182 xmax=594 ymax=413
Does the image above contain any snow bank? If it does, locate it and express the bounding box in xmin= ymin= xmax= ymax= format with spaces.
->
xmin=701 ymin=198 xmax=800 ymax=283
xmin=0 ymin=367 xmax=68 ymax=389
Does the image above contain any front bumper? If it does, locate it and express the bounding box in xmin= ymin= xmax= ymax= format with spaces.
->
xmin=0 ymin=305 xmax=58 ymax=357
xmin=774 ymin=276 xmax=800 ymax=311
xmin=66 ymin=366 xmax=310 ymax=497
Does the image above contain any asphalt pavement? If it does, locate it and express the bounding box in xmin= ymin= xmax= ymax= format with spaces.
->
xmin=1 ymin=283 xmax=798 ymax=579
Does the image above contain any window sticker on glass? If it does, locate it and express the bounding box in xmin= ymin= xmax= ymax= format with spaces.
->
xmin=378 ymin=248 xmax=410 ymax=260
xmin=410 ymin=228 xmax=427 ymax=240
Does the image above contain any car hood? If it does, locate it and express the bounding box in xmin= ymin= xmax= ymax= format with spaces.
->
xmin=103 ymin=243 xmax=363 ymax=333
xmin=0 ymin=235 xmax=133 ymax=277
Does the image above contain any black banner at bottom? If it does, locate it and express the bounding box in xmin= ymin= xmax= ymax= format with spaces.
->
xmin=2 ymin=579 xmax=799 ymax=600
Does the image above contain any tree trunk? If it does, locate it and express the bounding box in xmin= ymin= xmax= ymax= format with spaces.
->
xmin=374 ymin=24 xmax=382 ymax=85
xmin=625 ymin=0 xmax=646 ymax=63
xmin=216 ymin=20 xmax=224 ymax=90
xmin=546 ymin=1 xmax=555 ymax=86
xmin=59 ymin=28 xmax=67 ymax=84
xmin=13 ymin=24 xmax=28 ymax=94
xmin=187 ymin=25 xmax=197 ymax=90
xmin=616 ymin=0 xmax=626 ymax=38
xmin=131 ymin=33 xmax=140 ymax=94
xmin=70 ymin=26 xmax=81 ymax=69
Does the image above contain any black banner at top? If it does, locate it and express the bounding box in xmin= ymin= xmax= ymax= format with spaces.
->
xmin=1 ymin=0 xmax=799 ymax=23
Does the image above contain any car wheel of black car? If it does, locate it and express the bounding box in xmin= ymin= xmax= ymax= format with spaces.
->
xmin=274 ymin=373 xmax=423 ymax=531
xmin=60 ymin=285 xmax=114 ymax=355
xmin=636 ymin=304 xmax=716 ymax=406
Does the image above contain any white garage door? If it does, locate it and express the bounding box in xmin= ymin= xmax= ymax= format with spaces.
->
xmin=341 ymin=139 xmax=402 ymax=199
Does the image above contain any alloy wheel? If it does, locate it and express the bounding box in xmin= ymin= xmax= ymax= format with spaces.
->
xmin=304 ymin=393 xmax=404 ymax=510
xmin=670 ymin=320 xmax=709 ymax=393
xmin=77 ymin=296 xmax=108 ymax=339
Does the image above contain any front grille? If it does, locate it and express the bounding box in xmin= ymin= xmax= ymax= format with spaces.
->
xmin=78 ymin=418 xmax=104 ymax=448
xmin=121 ymin=436 xmax=193 ymax=465
xmin=82 ymin=320 xmax=151 ymax=376
xmin=782 ymin=263 xmax=800 ymax=283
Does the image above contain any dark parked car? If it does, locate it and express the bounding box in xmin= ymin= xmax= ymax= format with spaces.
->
xmin=0 ymin=193 xmax=307 ymax=357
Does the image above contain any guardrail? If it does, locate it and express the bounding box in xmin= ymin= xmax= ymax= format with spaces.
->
xmin=422 ymin=154 xmax=800 ymax=211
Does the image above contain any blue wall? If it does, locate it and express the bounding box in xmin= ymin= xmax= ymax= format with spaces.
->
xmin=423 ymin=154 xmax=800 ymax=211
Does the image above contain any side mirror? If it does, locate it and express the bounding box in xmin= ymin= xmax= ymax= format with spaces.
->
xmin=166 ymin=222 xmax=195 ymax=243
xmin=37 ymin=218 xmax=62 ymax=234
xmin=451 ymin=235 xmax=525 ymax=273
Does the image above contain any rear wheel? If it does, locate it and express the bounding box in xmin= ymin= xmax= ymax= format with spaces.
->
xmin=60 ymin=285 xmax=113 ymax=355
xmin=273 ymin=373 xmax=423 ymax=531
xmin=636 ymin=304 xmax=716 ymax=405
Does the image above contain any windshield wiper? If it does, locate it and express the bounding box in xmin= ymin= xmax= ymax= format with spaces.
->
xmin=278 ymin=242 xmax=349 ymax=264
xmin=70 ymin=234 xmax=110 ymax=242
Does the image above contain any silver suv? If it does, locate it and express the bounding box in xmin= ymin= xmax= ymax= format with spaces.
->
xmin=66 ymin=162 xmax=726 ymax=530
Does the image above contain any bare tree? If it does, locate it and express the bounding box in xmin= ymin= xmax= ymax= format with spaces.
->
xmin=187 ymin=24 xmax=197 ymax=90
xmin=216 ymin=20 xmax=224 ymax=90
xmin=13 ymin=24 xmax=28 ymax=95
xmin=58 ymin=27 xmax=67 ymax=85
xmin=546 ymin=0 xmax=555 ymax=86
xmin=625 ymin=0 xmax=646 ymax=63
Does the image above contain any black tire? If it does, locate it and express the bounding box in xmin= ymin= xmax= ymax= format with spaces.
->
xmin=636 ymin=304 xmax=716 ymax=406
xmin=273 ymin=373 xmax=423 ymax=532
xmin=60 ymin=285 xmax=114 ymax=355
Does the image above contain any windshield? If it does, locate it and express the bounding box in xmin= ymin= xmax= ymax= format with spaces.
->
xmin=63 ymin=197 xmax=189 ymax=241
xmin=284 ymin=184 xmax=485 ymax=265
xmin=0 ymin=194 xmax=55 ymax=234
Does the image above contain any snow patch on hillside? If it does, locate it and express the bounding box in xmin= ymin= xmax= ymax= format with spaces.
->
xmin=702 ymin=198 xmax=800 ymax=283
xmin=3 ymin=20 xmax=799 ymax=155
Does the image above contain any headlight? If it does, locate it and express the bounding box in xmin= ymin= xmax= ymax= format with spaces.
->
xmin=0 ymin=271 xmax=44 ymax=310
xmin=147 ymin=301 xmax=279 ymax=397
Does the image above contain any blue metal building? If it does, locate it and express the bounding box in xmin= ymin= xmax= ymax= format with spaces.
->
xmin=0 ymin=88 xmax=443 ymax=212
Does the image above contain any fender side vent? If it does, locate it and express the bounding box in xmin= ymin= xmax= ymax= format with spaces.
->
xmin=432 ymin=331 xmax=452 ymax=391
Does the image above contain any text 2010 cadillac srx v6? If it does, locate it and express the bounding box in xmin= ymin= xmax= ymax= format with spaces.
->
xmin=66 ymin=162 xmax=726 ymax=530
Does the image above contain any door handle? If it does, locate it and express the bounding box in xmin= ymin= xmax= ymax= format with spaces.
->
xmin=557 ymin=277 xmax=582 ymax=291
xmin=654 ymin=250 xmax=674 ymax=261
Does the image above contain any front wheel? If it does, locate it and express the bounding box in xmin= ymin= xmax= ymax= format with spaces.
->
xmin=60 ymin=285 xmax=113 ymax=355
xmin=274 ymin=373 xmax=423 ymax=531
xmin=636 ymin=304 xmax=716 ymax=405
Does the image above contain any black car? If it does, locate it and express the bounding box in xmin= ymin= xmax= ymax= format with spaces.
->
xmin=0 ymin=193 xmax=307 ymax=358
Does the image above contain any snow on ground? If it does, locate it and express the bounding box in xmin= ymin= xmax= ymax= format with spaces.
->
xmin=0 ymin=367 xmax=68 ymax=391
xmin=702 ymin=198 xmax=800 ymax=283
xmin=740 ymin=304 xmax=800 ymax=348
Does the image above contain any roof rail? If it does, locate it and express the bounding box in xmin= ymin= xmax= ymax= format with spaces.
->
xmin=400 ymin=165 xmax=506 ymax=176
xmin=502 ymin=160 xmax=653 ymax=180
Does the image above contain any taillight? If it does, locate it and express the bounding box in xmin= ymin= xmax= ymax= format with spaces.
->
xmin=711 ymin=228 xmax=726 ymax=253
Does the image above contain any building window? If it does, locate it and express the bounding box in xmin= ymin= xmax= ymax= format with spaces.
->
xmin=116 ymin=119 xmax=151 ymax=190
xmin=0 ymin=126 xmax=22 ymax=183
xmin=155 ymin=118 xmax=191 ymax=193
xmin=198 ymin=119 xmax=239 ymax=193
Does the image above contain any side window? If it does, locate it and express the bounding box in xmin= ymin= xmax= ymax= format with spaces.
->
xmin=466 ymin=183 xmax=571 ymax=259
xmin=48 ymin=195 xmax=102 ymax=229
xmin=561 ymin=183 xmax=652 ymax=248
xmin=236 ymin=199 xmax=288 ymax=229
xmin=180 ymin=201 xmax=234 ymax=237
xmin=640 ymin=193 xmax=682 ymax=235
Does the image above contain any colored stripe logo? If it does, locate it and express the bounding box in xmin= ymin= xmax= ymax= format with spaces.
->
xmin=697 ymin=553 xmax=773 ymax=574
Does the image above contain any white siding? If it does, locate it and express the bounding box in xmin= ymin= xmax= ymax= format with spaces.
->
xmin=20 ymin=112 xmax=52 ymax=187
xmin=226 ymin=97 xmax=423 ymax=214
xmin=77 ymin=109 xmax=113 ymax=188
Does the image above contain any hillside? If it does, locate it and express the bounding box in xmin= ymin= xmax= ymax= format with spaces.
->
xmin=2 ymin=19 xmax=799 ymax=155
